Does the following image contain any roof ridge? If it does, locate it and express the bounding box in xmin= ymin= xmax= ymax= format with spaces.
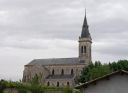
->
xmin=34 ymin=57 xmax=78 ymax=60
xmin=27 ymin=57 xmax=79 ymax=65
xmin=75 ymin=70 xmax=128 ymax=89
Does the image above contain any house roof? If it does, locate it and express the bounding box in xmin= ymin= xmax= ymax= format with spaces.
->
xmin=27 ymin=57 xmax=80 ymax=65
xmin=46 ymin=75 xmax=74 ymax=80
xmin=75 ymin=70 xmax=128 ymax=89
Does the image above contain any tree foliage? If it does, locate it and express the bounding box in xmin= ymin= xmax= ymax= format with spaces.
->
xmin=0 ymin=79 xmax=74 ymax=93
xmin=79 ymin=60 xmax=128 ymax=83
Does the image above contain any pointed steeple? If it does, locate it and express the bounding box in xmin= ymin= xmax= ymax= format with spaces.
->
xmin=79 ymin=10 xmax=92 ymax=65
xmin=81 ymin=10 xmax=90 ymax=38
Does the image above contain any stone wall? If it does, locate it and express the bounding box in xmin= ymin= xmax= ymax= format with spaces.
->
xmin=3 ymin=88 xmax=64 ymax=93
xmin=45 ymin=78 xmax=74 ymax=86
xmin=23 ymin=63 xmax=85 ymax=87
xmin=45 ymin=64 xmax=85 ymax=86
xmin=79 ymin=37 xmax=92 ymax=64
xmin=45 ymin=64 xmax=85 ymax=77
xmin=23 ymin=65 xmax=50 ymax=83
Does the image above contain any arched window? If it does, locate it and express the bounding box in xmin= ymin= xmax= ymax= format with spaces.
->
xmin=84 ymin=46 xmax=86 ymax=53
xmin=52 ymin=69 xmax=54 ymax=75
xmin=67 ymin=82 xmax=70 ymax=86
xmin=47 ymin=82 xmax=50 ymax=86
xmin=61 ymin=69 xmax=64 ymax=75
xmin=57 ymin=82 xmax=59 ymax=87
xmin=81 ymin=46 xmax=83 ymax=53
xmin=71 ymin=69 xmax=74 ymax=75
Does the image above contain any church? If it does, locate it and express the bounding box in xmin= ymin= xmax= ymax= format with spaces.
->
xmin=22 ymin=11 xmax=92 ymax=87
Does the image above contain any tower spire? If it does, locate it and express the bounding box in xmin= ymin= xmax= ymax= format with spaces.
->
xmin=81 ymin=10 xmax=90 ymax=38
xmin=79 ymin=10 xmax=92 ymax=64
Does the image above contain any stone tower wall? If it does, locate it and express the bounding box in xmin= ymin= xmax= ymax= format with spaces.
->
xmin=79 ymin=37 xmax=92 ymax=64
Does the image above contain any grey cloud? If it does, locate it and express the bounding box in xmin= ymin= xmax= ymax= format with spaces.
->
xmin=93 ymin=40 xmax=128 ymax=56
xmin=0 ymin=0 xmax=128 ymax=80
xmin=0 ymin=36 xmax=77 ymax=50
xmin=0 ymin=0 xmax=128 ymax=54
xmin=0 ymin=0 xmax=127 ymax=51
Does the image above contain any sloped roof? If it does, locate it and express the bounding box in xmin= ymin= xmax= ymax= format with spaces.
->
xmin=46 ymin=75 xmax=74 ymax=80
xmin=27 ymin=57 xmax=79 ymax=65
xmin=75 ymin=70 xmax=128 ymax=89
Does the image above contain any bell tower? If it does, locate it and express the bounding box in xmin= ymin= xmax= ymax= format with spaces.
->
xmin=79 ymin=11 xmax=92 ymax=65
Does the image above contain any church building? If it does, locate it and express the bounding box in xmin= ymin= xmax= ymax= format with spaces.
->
xmin=22 ymin=11 xmax=92 ymax=87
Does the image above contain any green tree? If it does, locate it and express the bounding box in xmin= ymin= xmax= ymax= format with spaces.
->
xmin=78 ymin=60 xmax=128 ymax=83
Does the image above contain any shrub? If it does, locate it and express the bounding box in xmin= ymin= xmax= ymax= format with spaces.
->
xmin=0 ymin=79 xmax=73 ymax=93
xmin=64 ymin=87 xmax=73 ymax=93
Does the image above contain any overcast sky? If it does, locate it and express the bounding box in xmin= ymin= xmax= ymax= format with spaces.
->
xmin=0 ymin=0 xmax=128 ymax=81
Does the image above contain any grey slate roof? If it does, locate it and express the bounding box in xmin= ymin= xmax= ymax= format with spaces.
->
xmin=81 ymin=12 xmax=91 ymax=38
xmin=27 ymin=57 xmax=79 ymax=65
xmin=46 ymin=75 xmax=74 ymax=79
